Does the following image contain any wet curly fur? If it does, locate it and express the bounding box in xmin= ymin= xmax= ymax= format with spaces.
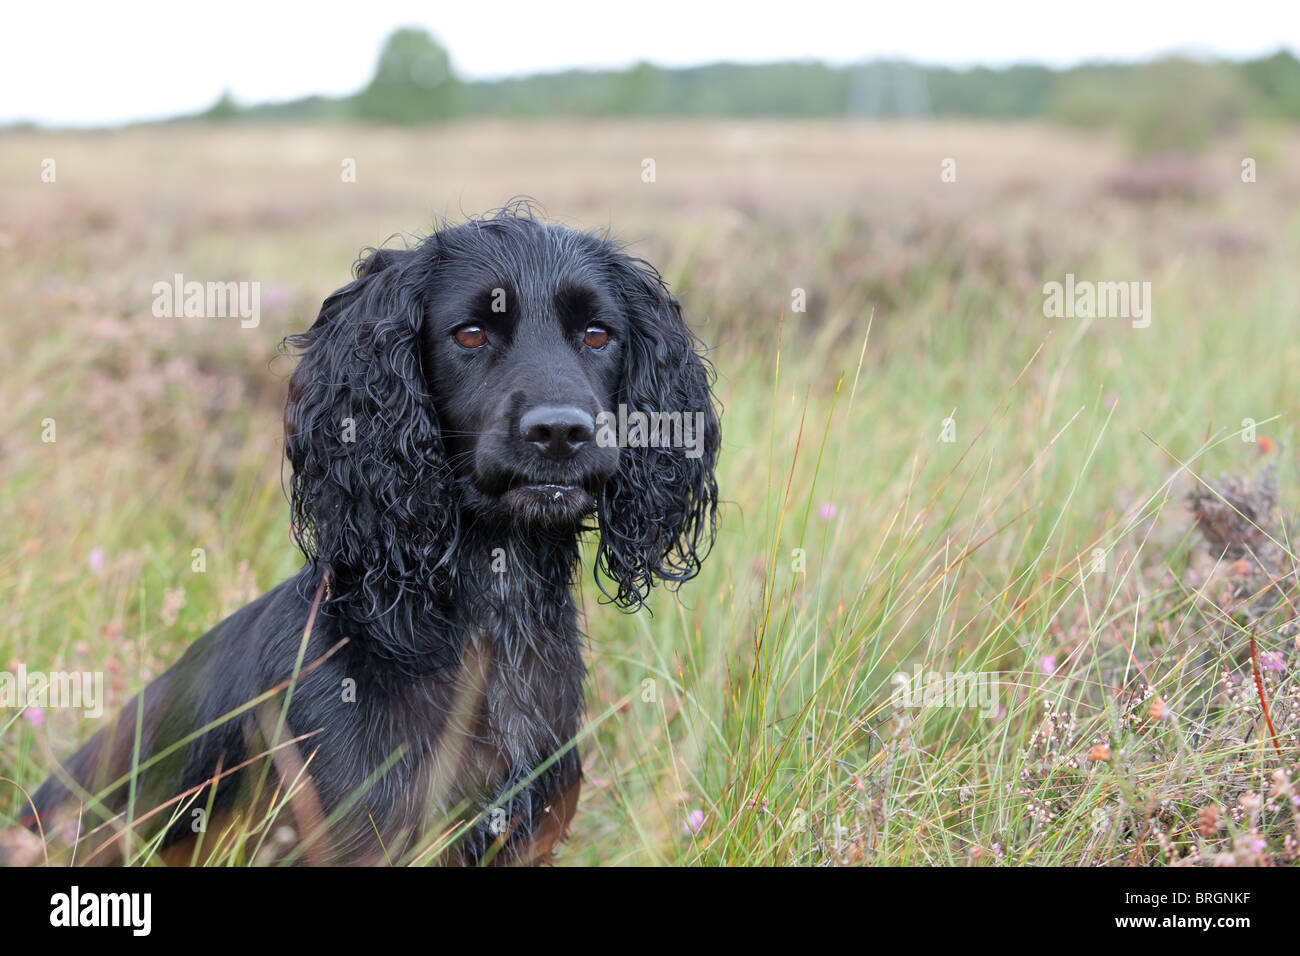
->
xmin=24 ymin=205 xmax=719 ymax=865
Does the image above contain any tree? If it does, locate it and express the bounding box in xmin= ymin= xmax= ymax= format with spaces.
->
xmin=201 ymin=89 xmax=240 ymax=122
xmin=354 ymin=28 xmax=460 ymax=123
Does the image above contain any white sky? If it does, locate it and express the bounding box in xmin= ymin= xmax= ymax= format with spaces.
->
xmin=3 ymin=0 xmax=1298 ymax=126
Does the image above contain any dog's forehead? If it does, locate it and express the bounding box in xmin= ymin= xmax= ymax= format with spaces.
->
xmin=437 ymin=220 xmax=608 ymax=297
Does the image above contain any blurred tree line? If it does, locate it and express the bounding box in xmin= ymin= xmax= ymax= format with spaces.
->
xmin=210 ymin=28 xmax=1300 ymax=153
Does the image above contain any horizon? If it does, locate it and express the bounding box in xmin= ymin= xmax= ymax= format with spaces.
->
xmin=5 ymin=0 xmax=1300 ymax=128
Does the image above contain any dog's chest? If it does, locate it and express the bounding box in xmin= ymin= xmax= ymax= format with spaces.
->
xmin=378 ymin=615 xmax=585 ymax=842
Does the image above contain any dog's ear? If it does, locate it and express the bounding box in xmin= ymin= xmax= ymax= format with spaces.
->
xmin=595 ymin=253 xmax=720 ymax=608
xmin=283 ymin=244 xmax=457 ymax=628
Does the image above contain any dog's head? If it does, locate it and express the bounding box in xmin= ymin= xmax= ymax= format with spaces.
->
xmin=284 ymin=207 xmax=719 ymax=613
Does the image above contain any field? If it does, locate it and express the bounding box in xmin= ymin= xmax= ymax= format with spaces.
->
xmin=1 ymin=119 xmax=1298 ymax=865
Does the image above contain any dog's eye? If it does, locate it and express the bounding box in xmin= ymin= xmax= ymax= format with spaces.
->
xmin=454 ymin=325 xmax=487 ymax=349
xmin=583 ymin=326 xmax=610 ymax=350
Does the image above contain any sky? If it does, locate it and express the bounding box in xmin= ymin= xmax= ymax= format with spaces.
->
xmin=3 ymin=0 xmax=1298 ymax=127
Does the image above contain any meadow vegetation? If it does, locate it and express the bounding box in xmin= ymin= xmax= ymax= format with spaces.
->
xmin=1 ymin=119 xmax=1297 ymax=864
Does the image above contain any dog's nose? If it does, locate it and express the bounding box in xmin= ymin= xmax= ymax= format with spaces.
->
xmin=519 ymin=405 xmax=595 ymax=460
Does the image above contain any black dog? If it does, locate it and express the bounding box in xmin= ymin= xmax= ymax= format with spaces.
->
xmin=25 ymin=206 xmax=719 ymax=865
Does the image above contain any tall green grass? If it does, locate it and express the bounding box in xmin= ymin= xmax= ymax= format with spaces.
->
xmin=1 ymin=121 xmax=1297 ymax=865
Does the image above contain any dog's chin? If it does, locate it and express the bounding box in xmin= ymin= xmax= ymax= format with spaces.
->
xmin=465 ymin=474 xmax=599 ymax=529
xmin=502 ymin=482 xmax=595 ymax=526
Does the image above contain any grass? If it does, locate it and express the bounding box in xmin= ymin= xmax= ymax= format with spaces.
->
xmin=1 ymin=119 xmax=1298 ymax=865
